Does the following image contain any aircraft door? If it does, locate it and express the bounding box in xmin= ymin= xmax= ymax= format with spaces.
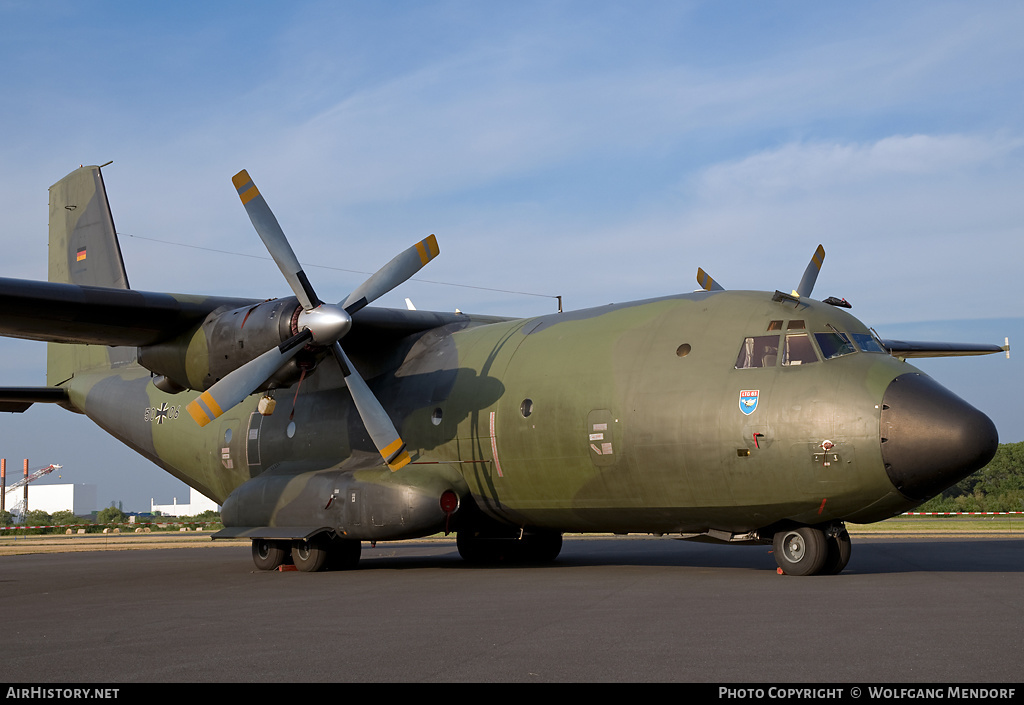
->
xmin=246 ymin=411 xmax=263 ymax=475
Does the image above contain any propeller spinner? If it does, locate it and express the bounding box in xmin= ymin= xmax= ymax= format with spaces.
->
xmin=185 ymin=170 xmax=439 ymax=472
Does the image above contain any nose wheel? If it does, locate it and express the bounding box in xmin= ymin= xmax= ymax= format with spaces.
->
xmin=772 ymin=524 xmax=851 ymax=576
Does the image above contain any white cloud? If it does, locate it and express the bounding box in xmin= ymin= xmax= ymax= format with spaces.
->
xmin=694 ymin=135 xmax=1024 ymax=202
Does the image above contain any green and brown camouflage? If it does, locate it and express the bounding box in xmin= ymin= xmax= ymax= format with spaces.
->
xmin=0 ymin=165 xmax=1004 ymax=575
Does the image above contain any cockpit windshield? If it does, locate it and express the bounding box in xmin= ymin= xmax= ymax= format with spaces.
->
xmin=783 ymin=333 xmax=818 ymax=365
xmin=736 ymin=322 xmax=881 ymax=369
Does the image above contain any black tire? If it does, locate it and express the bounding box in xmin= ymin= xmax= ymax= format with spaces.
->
xmin=821 ymin=529 xmax=852 ymax=575
xmin=457 ymin=530 xmax=562 ymax=565
xmin=456 ymin=530 xmax=491 ymax=564
xmin=291 ymin=536 xmax=330 ymax=572
xmin=521 ymin=531 xmax=562 ymax=563
xmin=251 ymin=539 xmax=288 ymax=571
xmin=326 ymin=538 xmax=361 ymax=571
xmin=773 ymin=527 xmax=828 ymax=576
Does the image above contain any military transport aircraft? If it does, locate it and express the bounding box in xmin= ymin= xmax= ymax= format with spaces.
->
xmin=0 ymin=165 xmax=1006 ymax=575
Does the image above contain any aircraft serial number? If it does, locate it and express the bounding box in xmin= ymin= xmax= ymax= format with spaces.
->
xmin=145 ymin=403 xmax=181 ymax=424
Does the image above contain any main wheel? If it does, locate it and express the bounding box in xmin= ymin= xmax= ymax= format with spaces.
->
xmin=457 ymin=530 xmax=562 ymax=565
xmin=521 ymin=531 xmax=562 ymax=563
xmin=292 ymin=536 xmax=331 ymax=572
xmin=251 ymin=539 xmax=289 ymax=570
xmin=821 ymin=528 xmax=852 ymax=575
xmin=326 ymin=537 xmax=361 ymax=571
xmin=773 ymin=526 xmax=828 ymax=576
xmin=456 ymin=530 xmax=495 ymax=564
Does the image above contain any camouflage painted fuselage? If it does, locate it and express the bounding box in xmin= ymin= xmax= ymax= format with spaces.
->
xmin=64 ymin=287 xmax=939 ymax=540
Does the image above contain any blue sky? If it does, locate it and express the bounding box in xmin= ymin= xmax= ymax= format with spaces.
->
xmin=1 ymin=1 xmax=1021 ymax=511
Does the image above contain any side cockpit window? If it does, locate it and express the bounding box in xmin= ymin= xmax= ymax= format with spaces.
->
xmin=735 ymin=335 xmax=779 ymax=369
xmin=815 ymin=331 xmax=856 ymax=360
xmin=850 ymin=332 xmax=885 ymax=353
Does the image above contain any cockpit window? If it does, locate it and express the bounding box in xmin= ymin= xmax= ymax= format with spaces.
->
xmin=850 ymin=332 xmax=885 ymax=353
xmin=815 ymin=331 xmax=856 ymax=360
xmin=783 ymin=334 xmax=819 ymax=365
xmin=735 ymin=335 xmax=780 ymax=368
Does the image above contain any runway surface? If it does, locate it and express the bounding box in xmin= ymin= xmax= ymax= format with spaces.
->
xmin=1 ymin=535 xmax=1021 ymax=683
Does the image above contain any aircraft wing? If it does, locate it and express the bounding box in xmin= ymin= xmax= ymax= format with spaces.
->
xmin=0 ymin=276 xmax=518 ymax=410
xmin=0 ymin=277 xmax=257 ymax=346
xmin=0 ymin=277 xmax=515 ymax=347
xmin=879 ymin=338 xmax=1009 ymax=358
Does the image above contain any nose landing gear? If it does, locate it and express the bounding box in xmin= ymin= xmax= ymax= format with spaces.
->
xmin=772 ymin=524 xmax=851 ymax=576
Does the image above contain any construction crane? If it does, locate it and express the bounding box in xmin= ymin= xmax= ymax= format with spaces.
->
xmin=3 ymin=464 xmax=62 ymax=522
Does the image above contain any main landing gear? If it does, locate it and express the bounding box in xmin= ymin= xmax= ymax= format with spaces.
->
xmin=251 ymin=535 xmax=361 ymax=572
xmin=456 ymin=529 xmax=563 ymax=565
xmin=772 ymin=524 xmax=851 ymax=576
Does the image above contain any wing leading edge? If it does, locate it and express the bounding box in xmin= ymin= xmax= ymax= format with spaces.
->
xmin=879 ymin=338 xmax=1009 ymax=359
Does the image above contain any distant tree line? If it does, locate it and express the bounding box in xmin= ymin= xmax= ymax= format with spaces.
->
xmin=1 ymin=507 xmax=222 ymax=533
xmin=916 ymin=441 xmax=1024 ymax=513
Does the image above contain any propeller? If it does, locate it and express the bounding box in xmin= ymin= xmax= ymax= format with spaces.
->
xmin=185 ymin=170 xmax=437 ymax=472
xmin=696 ymin=267 xmax=725 ymax=292
xmin=793 ymin=244 xmax=825 ymax=298
xmin=694 ymin=244 xmax=826 ymax=298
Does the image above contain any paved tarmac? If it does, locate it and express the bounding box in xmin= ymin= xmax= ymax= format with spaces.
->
xmin=0 ymin=535 xmax=1021 ymax=683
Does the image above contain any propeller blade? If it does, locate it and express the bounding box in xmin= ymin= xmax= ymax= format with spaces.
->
xmin=696 ymin=267 xmax=725 ymax=292
xmin=186 ymin=330 xmax=312 ymax=427
xmin=232 ymin=170 xmax=322 ymax=311
xmin=331 ymin=343 xmax=410 ymax=471
xmin=341 ymin=234 xmax=439 ymax=314
xmin=793 ymin=244 xmax=826 ymax=299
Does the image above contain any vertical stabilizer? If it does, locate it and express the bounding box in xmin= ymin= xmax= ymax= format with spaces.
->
xmin=46 ymin=165 xmax=133 ymax=385
xmin=48 ymin=165 xmax=129 ymax=288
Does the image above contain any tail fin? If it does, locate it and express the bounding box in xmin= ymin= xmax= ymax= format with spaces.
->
xmin=48 ymin=165 xmax=129 ymax=288
xmin=46 ymin=165 xmax=134 ymax=385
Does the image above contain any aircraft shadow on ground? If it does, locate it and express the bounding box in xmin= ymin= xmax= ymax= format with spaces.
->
xmin=347 ymin=537 xmax=1024 ymax=574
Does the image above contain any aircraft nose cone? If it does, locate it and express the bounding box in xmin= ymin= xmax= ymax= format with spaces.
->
xmin=880 ymin=373 xmax=998 ymax=501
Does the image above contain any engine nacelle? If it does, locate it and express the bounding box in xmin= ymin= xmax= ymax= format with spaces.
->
xmin=221 ymin=464 xmax=468 ymax=542
xmin=139 ymin=297 xmax=306 ymax=392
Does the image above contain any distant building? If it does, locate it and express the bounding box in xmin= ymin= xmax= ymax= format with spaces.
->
xmin=150 ymin=487 xmax=219 ymax=516
xmin=2 ymin=483 xmax=96 ymax=518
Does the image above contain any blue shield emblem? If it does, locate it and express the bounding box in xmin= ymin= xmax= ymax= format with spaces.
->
xmin=739 ymin=390 xmax=759 ymax=415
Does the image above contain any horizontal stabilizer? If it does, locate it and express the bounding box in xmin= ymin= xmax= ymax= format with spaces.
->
xmin=0 ymin=387 xmax=69 ymax=413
